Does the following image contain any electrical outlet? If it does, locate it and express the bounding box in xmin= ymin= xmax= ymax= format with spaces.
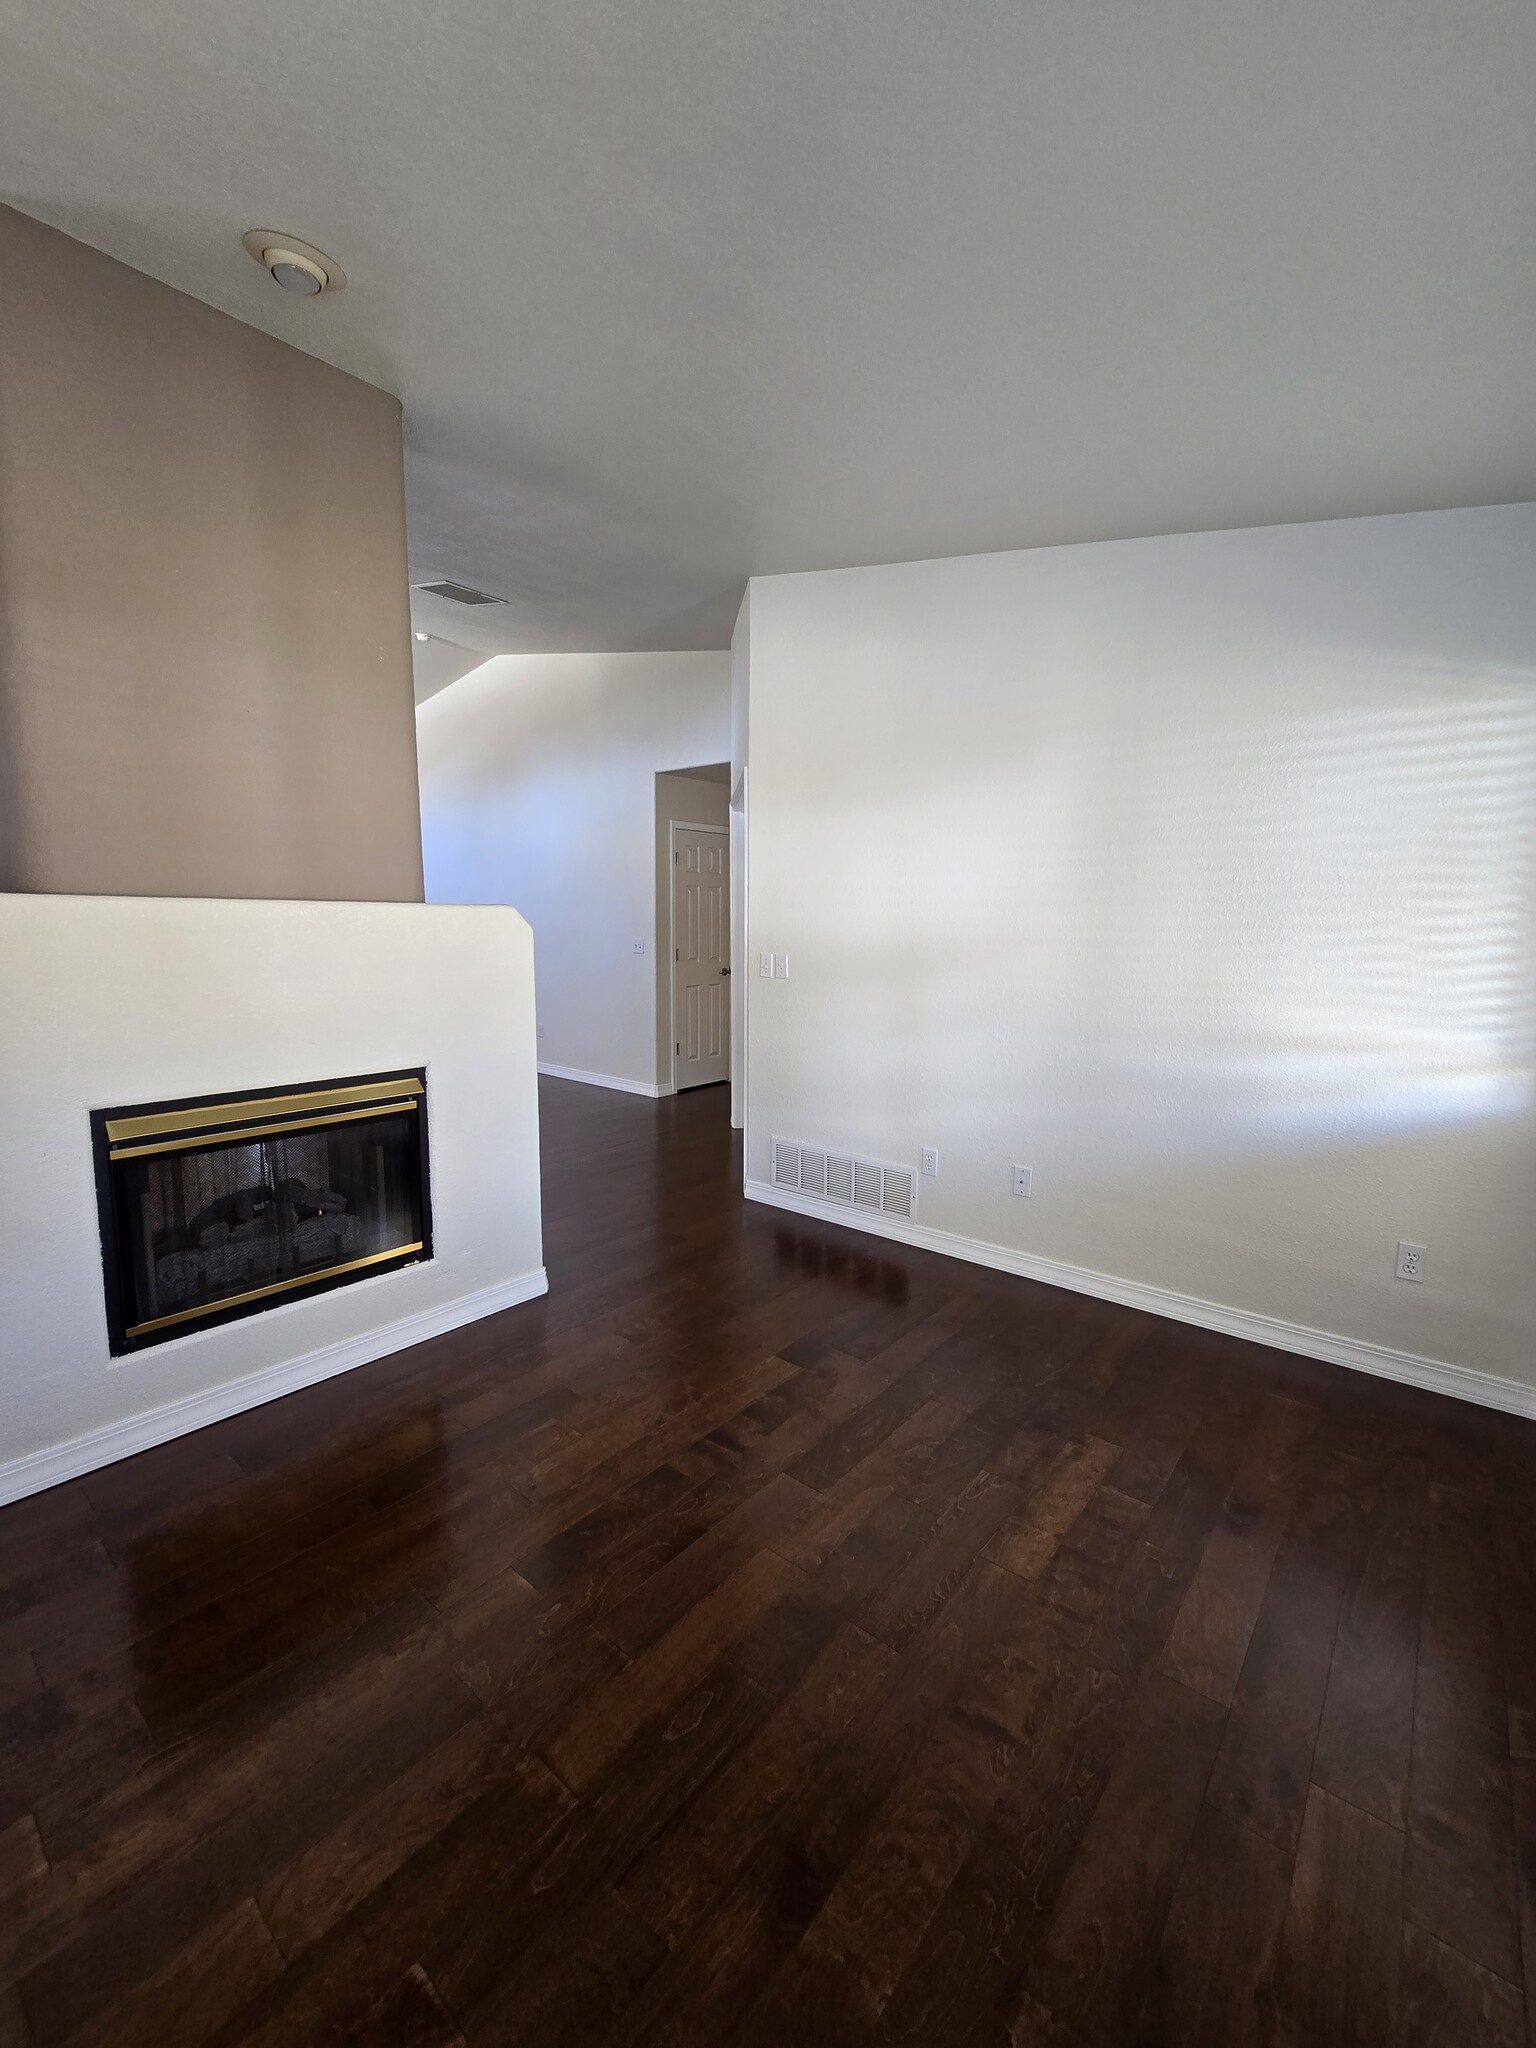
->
xmin=632 ymin=938 xmax=646 ymax=955
xmin=760 ymin=952 xmax=774 ymax=977
xmin=773 ymin=954 xmax=789 ymax=978
xmin=921 ymin=1148 xmax=940 ymax=1177
xmin=1013 ymin=1165 xmax=1033 ymax=1197
xmin=1395 ymin=1241 xmax=1426 ymax=1283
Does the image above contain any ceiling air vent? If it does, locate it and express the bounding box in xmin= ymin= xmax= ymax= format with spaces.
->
xmin=772 ymin=1140 xmax=917 ymax=1222
xmin=415 ymin=580 xmax=508 ymax=607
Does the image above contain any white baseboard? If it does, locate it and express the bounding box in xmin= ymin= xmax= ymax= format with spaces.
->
xmin=744 ymin=1180 xmax=1536 ymax=1421
xmin=0 ymin=1268 xmax=549 ymax=1508
xmin=538 ymin=1062 xmax=665 ymax=1098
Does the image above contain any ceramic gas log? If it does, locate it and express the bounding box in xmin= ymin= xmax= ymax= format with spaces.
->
xmin=90 ymin=1070 xmax=432 ymax=1351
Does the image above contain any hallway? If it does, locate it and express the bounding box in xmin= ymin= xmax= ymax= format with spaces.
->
xmin=2 ymin=1077 xmax=1534 ymax=2044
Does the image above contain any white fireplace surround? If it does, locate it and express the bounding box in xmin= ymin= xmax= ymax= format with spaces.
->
xmin=0 ymin=895 xmax=546 ymax=1505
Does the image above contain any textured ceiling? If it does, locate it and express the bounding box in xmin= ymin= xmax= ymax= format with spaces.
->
xmin=3 ymin=0 xmax=1533 ymax=652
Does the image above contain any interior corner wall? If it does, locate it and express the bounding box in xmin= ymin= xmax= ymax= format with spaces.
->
xmin=744 ymin=502 xmax=1536 ymax=1396
xmin=0 ymin=204 xmax=424 ymax=902
xmin=416 ymin=650 xmax=731 ymax=1092
xmin=729 ymin=587 xmax=750 ymax=1129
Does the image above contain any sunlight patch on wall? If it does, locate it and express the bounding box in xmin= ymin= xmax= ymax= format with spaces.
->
xmin=793 ymin=660 xmax=1536 ymax=1174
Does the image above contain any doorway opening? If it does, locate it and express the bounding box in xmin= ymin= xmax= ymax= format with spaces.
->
xmin=655 ymin=765 xmax=731 ymax=1092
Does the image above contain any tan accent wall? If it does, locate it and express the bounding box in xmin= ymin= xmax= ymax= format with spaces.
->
xmin=0 ymin=205 xmax=424 ymax=901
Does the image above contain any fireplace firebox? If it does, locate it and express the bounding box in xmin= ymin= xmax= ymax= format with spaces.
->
xmin=91 ymin=1069 xmax=432 ymax=1353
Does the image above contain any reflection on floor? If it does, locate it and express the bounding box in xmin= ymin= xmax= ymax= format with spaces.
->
xmin=1 ymin=1074 xmax=1534 ymax=2046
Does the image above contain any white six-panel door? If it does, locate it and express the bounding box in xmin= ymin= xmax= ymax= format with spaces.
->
xmin=672 ymin=823 xmax=730 ymax=1089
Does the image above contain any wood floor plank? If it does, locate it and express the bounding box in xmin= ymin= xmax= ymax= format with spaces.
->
xmin=0 ymin=1658 xmax=39 ymax=1715
xmin=424 ymin=1659 xmax=772 ymax=2028
xmin=862 ymin=1472 xmax=1024 ymax=1650
xmin=458 ymin=1883 xmax=662 ymax=2047
xmin=1030 ymin=1485 xmax=1150 ymax=1625
xmin=599 ymin=1472 xmax=816 ymax=1657
xmin=1273 ymin=1782 xmax=1404 ymax=2048
xmin=1022 ymin=1671 xmax=1227 ymax=2045
xmin=1137 ymin=1801 xmax=1291 ymax=2048
xmin=1405 ymin=1482 xmax=1523 ymax=1982
xmin=788 ymin=1370 xmax=964 ymax=1494
xmin=53 ymin=1895 xmax=283 ymax=2048
xmin=0 ymin=1817 xmax=47 ymax=1905
xmin=0 ymin=1664 xmax=154 ymax=1849
xmin=769 ymin=1480 xmax=895 ymax=1572
xmin=0 ymin=1536 xmax=123 ymax=1664
xmin=212 ymin=1753 xmax=576 ymax=2047
xmin=1397 ymin=1922 xmax=1525 ymax=2048
xmin=1498 ymin=1498 xmax=1536 ymax=1774
xmin=619 ymin=1621 xmax=896 ymax=1945
xmin=340 ymin=1963 xmax=466 ymax=2047
xmin=0 ymin=1077 xmax=1529 ymax=2047
xmin=0 ymin=1600 xmax=453 ymax=1986
xmin=0 ymin=1984 xmax=31 ymax=2048
xmin=877 ymin=1646 xmax=1141 ymax=2040
xmin=613 ymin=1559 xmax=1026 ymax=2048
xmin=255 ymin=1711 xmax=534 ymax=1957
xmin=453 ymin=1610 xmax=628 ymax=1743
xmin=985 ymin=1437 xmax=1120 ymax=1582
xmin=730 ymin=1701 xmax=1020 ymax=2044
xmin=10 ymin=1655 xmax=485 ymax=2043
xmin=1310 ymin=1453 xmax=1425 ymax=1829
xmin=724 ymin=1490 xmax=944 ymax=1701
xmin=822 ymin=1396 xmax=973 ymax=1512
xmin=1205 ymin=1453 xmax=1370 ymax=1855
xmin=542 ymin=1547 xmax=801 ymax=1790
xmin=1155 ymin=1393 xmax=1315 ymax=1707
xmin=879 ymin=1423 xmax=1261 ymax=2048
xmin=1514 ymin=1759 xmax=1536 ymax=2048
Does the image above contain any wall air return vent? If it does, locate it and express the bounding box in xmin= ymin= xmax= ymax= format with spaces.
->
xmin=772 ymin=1140 xmax=917 ymax=1222
xmin=415 ymin=580 xmax=508 ymax=606
xmin=773 ymin=1143 xmax=801 ymax=1189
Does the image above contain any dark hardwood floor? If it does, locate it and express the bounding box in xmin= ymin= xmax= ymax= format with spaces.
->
xmin=3 ymin=1076 xmax=1536 ymax=2046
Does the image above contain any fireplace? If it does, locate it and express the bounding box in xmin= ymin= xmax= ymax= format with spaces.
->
xmin=91 ymin=1069 xmax=432 ymax=1353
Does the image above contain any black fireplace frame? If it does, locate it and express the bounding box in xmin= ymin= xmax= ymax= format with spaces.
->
xmin=90 ymin=1067 xmax=434 ymax=1355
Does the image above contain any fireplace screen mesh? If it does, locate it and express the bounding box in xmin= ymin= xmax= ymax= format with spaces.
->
xmin=92 ymin=1071 xmax=431 ymax=1352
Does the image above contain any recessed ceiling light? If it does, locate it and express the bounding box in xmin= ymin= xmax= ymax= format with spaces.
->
xmin=414 ymin=631 xmax=430 ymax=643
xmin=241 ymin=229 xmax=345 ymax=296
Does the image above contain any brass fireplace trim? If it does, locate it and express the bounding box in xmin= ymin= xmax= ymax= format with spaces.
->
xmin=108 ymin=1098 xmax=419 ymax=1162
xmin=92 ymin=1066 xmax=434 ymax=1355
xmin=123 ymin=1240 xmax=426 ymax=1339
xmin=104 ymin=1073 xmax=422 ymax=1147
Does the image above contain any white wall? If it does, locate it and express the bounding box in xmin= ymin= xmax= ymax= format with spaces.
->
xmin=730 ymin=589 xmax=751 ymax=1127
xmin=0 ymin=894 xmax=545 ymax=1500
xmin=744 ymin=503 xmax=1536 ymax=1405
xmin=417 ymin=651 xmax=731 ymax=1093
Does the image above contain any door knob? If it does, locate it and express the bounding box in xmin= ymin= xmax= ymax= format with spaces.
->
xmin=720 ymin=967 xmax=731 ymax=976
